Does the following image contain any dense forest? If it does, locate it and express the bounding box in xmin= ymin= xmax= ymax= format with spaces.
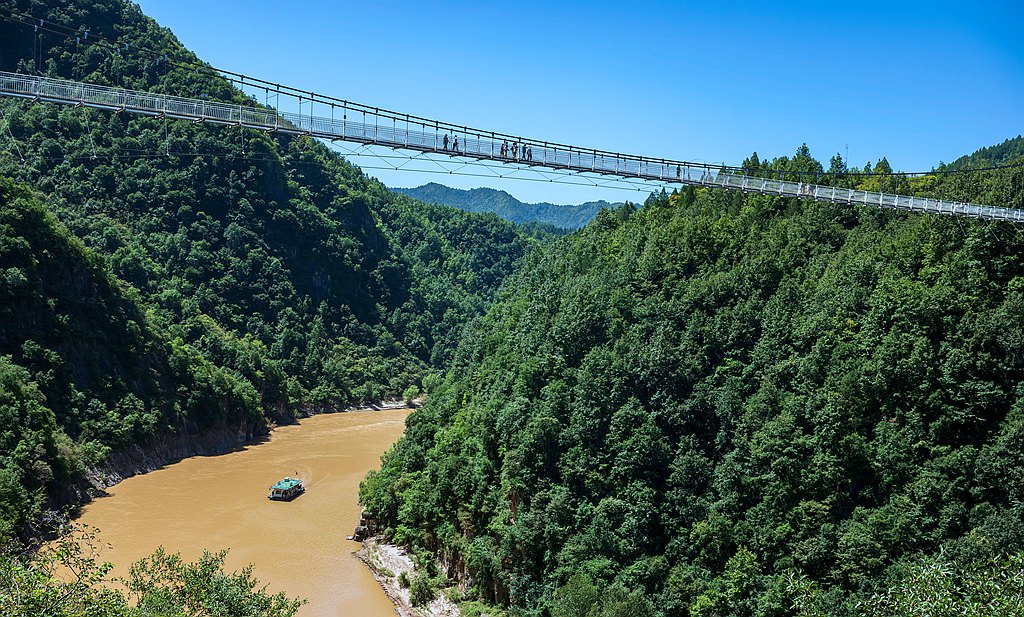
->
xmin=948 ymin=135 xmax=1024 ymax=170
xmin=397 ymin=183 xmax=609 ymax=230
xmin=362 ymin=147 xmax=1024 ymax=615
xmin=0 ymin=0 xmax=544 ymax=537
xmin=2 ymin=1 xmax=1023 ymax=615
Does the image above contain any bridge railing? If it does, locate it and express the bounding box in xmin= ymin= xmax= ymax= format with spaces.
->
xmin=1 ymin=70 xmax=1021 ymax=222
xmin=0 ymin=72 xmax=807 ymax=187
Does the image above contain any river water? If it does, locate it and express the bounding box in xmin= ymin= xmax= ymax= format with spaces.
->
xmin=76 ymin=409 xmax=411 ymax=617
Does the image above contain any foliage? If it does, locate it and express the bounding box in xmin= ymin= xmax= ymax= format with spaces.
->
xmin=362 ymin=145 xmax=1024 ymax=614
xmin=127 ymin=547 xmax=305 ymax=617
xmin=0 ymin=526 xmax=128 ymax=617
xmin=0 ymin=0 xmax=537 ymax=537
xmin=0 ymin=355 xmax=61 ymax=538
xmin=408 ymin=569 xmax=438 ymax=607
xmin=0 ymin=178 xmax=262 ymax=536
xmin=0 ymin=525 xmax=304 ymax=617
xmin=860 ymin=551 xmax=1024 ymax=617
xmin=790 ymin=550 xmax=1024 ymax=616
xmin=946 ymin=135 xmax=1024 ymax=170
xmin=459 ymin=599 xmax=509 ymax=617
xmin=1 ymin=3 xmax=1022 ymax=613
xmin=403 ymin=385 xmax=421 ymax=406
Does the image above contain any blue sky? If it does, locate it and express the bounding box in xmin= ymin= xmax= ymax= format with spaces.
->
xmin=135 ymin=0 xmax=1023 ymax=205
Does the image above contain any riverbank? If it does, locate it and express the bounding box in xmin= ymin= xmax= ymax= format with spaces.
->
xmin=75 ymin=397 xmax=416 ymax=508
xmin=298 ymin=398 xmax=415 ymax=417
xmin=75 ymin=408 xmax=413 ymax=616
xmin=355 ymin=537 xmax=460 ymax=617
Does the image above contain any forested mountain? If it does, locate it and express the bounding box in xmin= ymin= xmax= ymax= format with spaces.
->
xmin=0 ymin=0 xmax=538 ymax=536
xmin=948 ymin=135 xmax=1024 ymax=170
xmin=362 ymin=146 xmax=1024 ymax=615
xmin=397 ymin=183 xmax=611 ymax=230
xmin=0 ymin=178 xmax=266 ymax=537
xmin=2 ymin=2 xmax=1022 ymax=614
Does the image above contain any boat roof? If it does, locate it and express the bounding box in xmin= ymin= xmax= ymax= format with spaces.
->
xmin=270 ymin=477 xmax=302 ymax=490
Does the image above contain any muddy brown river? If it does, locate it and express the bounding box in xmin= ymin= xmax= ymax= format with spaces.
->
xmin=76 ymin=409 xmax=411 ymax=616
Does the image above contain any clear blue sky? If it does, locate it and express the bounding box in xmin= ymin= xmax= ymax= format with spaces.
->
xmin=135 ymin=0 xmax=1023 ymax=205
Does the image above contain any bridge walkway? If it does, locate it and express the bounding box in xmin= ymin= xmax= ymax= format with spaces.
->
xmin=0 ymin=71 xmax=1019 ymax=222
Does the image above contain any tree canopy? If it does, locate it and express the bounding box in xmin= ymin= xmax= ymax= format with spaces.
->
xmin=362 ymin=146 xmax=1024 ymax=615
xmin=0 ymin=0 xmax=546 ymax=537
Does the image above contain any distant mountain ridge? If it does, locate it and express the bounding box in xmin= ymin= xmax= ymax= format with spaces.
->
xmin=395 ymin=183 xmax=614 ymax=229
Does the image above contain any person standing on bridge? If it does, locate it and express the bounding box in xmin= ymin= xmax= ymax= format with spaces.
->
xmin=501 ymin=140 xmax=508 ymax=158
xmin=512 ymin=142 xmax=518 ymax=160
xmin=677 ymin=165 xmax=682 ymax=179
xmin=443 ymin=133 xmax=449 ymax=151
xmin=453 ymin=135 xmax=459 ymax=153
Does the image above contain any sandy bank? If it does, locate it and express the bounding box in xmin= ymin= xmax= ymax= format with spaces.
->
xmin=355 ymin=537 xmax=460 ymax=617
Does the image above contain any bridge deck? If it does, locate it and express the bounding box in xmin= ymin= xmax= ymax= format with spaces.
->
xmin=0 ymin=71 xmax=1019 ymax=222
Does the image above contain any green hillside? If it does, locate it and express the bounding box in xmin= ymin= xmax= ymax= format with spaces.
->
xmin=0 ymin=0 xmax=538 ymax=536
xmin=947 ymin=135 xmax=1024 ymax=170
xmin=0 ymin=178 xmax=265 ymax=537
xmin=362 ymin=148 xmax=1024 ymax=615
xmin=1 ymin=2 xmax=1022 ymax=614
xmin=397 ymin=183 xmax=611 ymax=230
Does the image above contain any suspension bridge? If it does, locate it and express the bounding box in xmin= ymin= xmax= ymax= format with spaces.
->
xmin=0 ymin=68 xmax=1020 ymax=222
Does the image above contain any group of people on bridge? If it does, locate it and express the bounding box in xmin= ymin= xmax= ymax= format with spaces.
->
xmin=437 ymin=131 xmax=685 ymax=180
xmin=500 ymin=140 xmax=532 ymax=162
xmin=440 ymin=132 xmax=535 ymax=163
xmin=441 ymin=133 xmax=460 ymax=153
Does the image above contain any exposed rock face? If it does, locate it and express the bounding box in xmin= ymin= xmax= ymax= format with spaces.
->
xmin=61 ymin=416 xmax=269 ymax=508
xmin=351 ymin=510 xmax=377 ymax=541
xmin=61 ymin=401 xmax=407 ymax=513
xmin=355 ymin=537 xmax=460 ymax=617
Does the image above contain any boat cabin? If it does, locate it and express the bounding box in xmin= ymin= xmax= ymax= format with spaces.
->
xmin=268 ymin=477 xmax=305 ymax=501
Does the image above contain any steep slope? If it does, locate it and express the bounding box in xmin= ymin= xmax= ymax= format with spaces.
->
xmin=948 ymin=135 xmax=1024 ymax=170
xmin=0 ymin=0 xmax=540 ymax=399
xmin=397 ymin=183 xmax=612 ymax=229
xmin=0 ymin=0 xmax=537 ymax=536
xmin=0 ymin=178 xmax=262 ymax=536
xmin=362 ymin=147 xmax=1024 ymax=614
xmin=375 ymin=195 xmax=543 ymax=369
xmin=0 ymin=0 xmax=412 ymax=404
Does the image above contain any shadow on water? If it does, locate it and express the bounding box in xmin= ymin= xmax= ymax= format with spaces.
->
xmin=197 ymin=433 xmax=271 ymax=457
xmin=267 ymin=491 xmax=305 ymax=503
xmin=81 ymin=434 xmax=274 ymax=505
